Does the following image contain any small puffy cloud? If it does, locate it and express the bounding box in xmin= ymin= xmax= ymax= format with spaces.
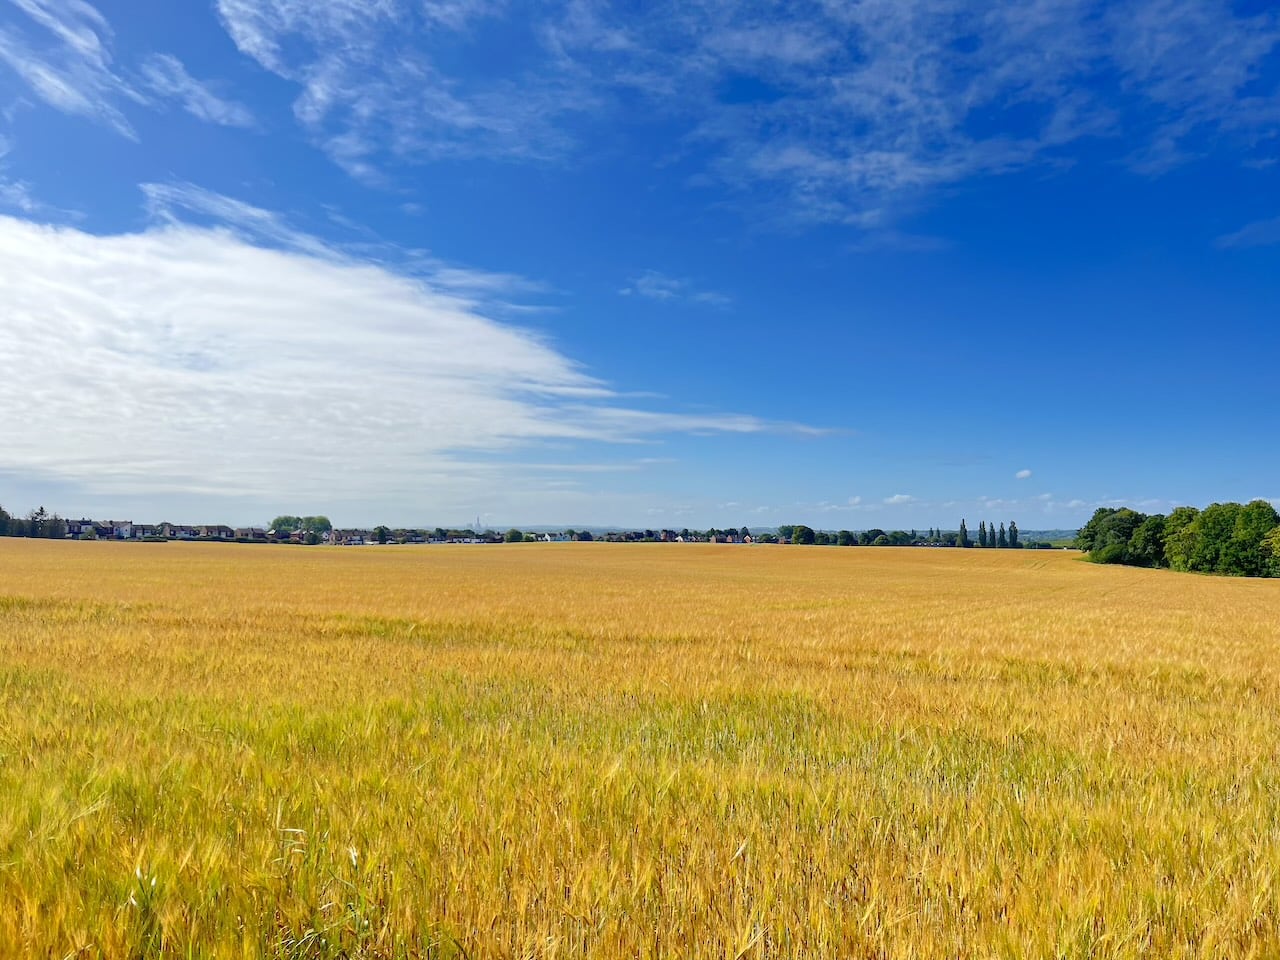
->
xmin=883 ymin=493 xmax=915 ymax=505
xmin=1015 ymin=469 xmax=1033 ymax=479
xmin=847 ymin=495 xmax=862 ymax=506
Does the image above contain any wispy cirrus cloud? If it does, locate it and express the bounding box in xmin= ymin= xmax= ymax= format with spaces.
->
xmin=0 ymin=0 xmax=141 ymax=136
xmin=1216 ymin=215 xmax=1280 ymax=249
xmin=619 ymin=269 xmax=731 ymax=307
xmin=138 ymin=54 xmax=254 ymax=128
xmin=209 ymin=0 xmax=1280 ymax=225
xmin=0 ymin=136 xmax=37 ymax=213
xmin=216 ymin=0 xmax=590 ymax=181
xmin=0 ymin=0 xmax=256 ymax=137
xmin=0 ymin=190 xmax=821 ymax=512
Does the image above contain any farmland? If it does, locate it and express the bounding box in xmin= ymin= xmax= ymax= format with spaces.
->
xmin=2 ymin=539 xmax=1279 ymax=958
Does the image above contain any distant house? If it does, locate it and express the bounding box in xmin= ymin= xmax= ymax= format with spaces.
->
xmin=161 ymin=523 xmax=197 ymax=539
xmin=198 ymin=525 xmax=234 ymax=539
xmin=234 ymin=527 xmax=267 ymax=540
xmin=133 ymin=524 xmax=159 ymax=539
xmin=65 ymin=518 xmax=94 ymax=538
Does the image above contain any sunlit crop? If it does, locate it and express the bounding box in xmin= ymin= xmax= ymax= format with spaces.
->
xmin=2 ymin=539 xmax=1279 ymax=958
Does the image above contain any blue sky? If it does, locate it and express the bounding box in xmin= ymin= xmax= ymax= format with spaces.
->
xmin=1 ymin=0 xmax=1277 ymax=529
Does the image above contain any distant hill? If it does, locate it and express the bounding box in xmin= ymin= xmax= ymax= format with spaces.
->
xmin=1019 ymin=530 xmax=1079 ymax=543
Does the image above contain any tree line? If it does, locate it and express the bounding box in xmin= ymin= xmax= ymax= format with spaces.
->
xmin=0 ymin=505 xmax=68 ymax=539
xmin=1077 ymin=501 xmax=1280 ymax=577
xmin=775 ymin=521 xmax=1031 ymax=547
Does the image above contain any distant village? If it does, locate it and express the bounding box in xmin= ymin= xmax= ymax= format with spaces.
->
xmin=45 ymin=519 xmax=770 ymax=546
xmin=2 ymin=508 xmax=1062 ymax=549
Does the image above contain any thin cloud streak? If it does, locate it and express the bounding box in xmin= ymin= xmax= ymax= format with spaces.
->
xmin=1216 ymin=216 xmax=1280 ymax=249
xmin=619 ymin=269 xmax=731 ymax=307
xmin=139 ymin=54 xmax=255 ymax=128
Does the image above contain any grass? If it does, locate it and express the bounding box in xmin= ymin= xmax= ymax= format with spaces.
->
xmin=1 ymin=538 xmax=1279 ymax=958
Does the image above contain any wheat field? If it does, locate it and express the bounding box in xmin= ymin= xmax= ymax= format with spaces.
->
xmin=1 ymin=538 xmax=1279 ymax=958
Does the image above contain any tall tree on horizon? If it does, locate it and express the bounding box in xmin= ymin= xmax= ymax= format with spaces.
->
xmin=957 ymin=519 xmax=970 ymax=548
xmin=978 ymin=520 xmax=988 ymax=547
xmin=998 ymin=522 xmax=1008 ymax=548
xmin=1009 ymin=521 xmax=1020 ymax=549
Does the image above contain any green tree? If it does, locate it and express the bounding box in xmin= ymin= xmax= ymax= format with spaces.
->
xmin=1086 ymin=508 xmax=1146 ymax=562
xmin=374 ymin=525 xmax=390 ymax=544
xmin=791 ymin=525 xmax=816 ymax=545
xmin=270 ymin=516 xmax=303 ymax=535
xmin=978 ymin=521 xmax=988 ymax=548
xmin=1178 ymin=503 xmax=1243 ymax=574
xmin=1008 ymin=521 xmax=1020 ymax=549
xmin=1162 ymin=506 xmax=1201 ymax=571
xmin=996 ymin=522 xmax=1007 ymax=548
xmin=1076 ymin=508 xmax=1118 ymax=552
xmin=777 ymin=525 xmax=795 ymax=543
xmin=836 ymin=530 xmax=856 ymax=546
xmin=0 ymin=505 xmax=9 ymax=537
xmin=1222 ymin=500 xmax=1280 ymax=576
xmin=505 ymin=528 xmax=524 ymax=543
xmin=26 ymin=506 xmax=48 ymax=538
xmin=1126 ymin=514 xmax=1167 ymax=567
xmin=1263 ymin=526 xmax=1280 ymax=577
xmin=302 ymin=516 xmax=332 ymax=535
xmin=957 ymin=519 xmax=970 ymax=548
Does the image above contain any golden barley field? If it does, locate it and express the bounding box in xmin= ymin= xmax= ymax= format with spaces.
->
xmin=2 ymin=539 xmax=1280 ymax=959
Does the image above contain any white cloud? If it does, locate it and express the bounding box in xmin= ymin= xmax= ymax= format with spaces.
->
xmin=619 ymin=270 xmax=731 ymax=307
xmin=0 ymin=176 xmax=38 ymax=212
xmin=0 ymin=207 xmax=818 ymax=512
xmin=1216 ymin=216 xmax=1280 ymax=249
xmin=216 ymin=0 xmax=588 ymax=179
xmin=207 ymin=0 xmax=1280 ymax=214
xmin=139 ymin=54 xmax=254 ymax=128
xmin=1016 ymin=468 xmax=1033 ymax=479
xmin=0 ymin=136 xmax=38 ymax=213
xmin=0 ymin=0 xmax=140 ymax=136
xmin=883 ymin=493 xmax=915 ymax=505
xmin=0 ymin=1 xmax=257 ymax=137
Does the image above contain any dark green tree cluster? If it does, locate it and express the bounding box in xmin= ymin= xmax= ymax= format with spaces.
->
xmin=776 ymin=525 xmax=946 ymax=546
xmin=976 ymin=520 xmax=1020 ymax=548
xmin=1078 ymin=501 xmax=1280 ymax=577
xmin=269 ymin=515 xmax=332 ymax=536
xmin=0 ymin=504 xmax=68 ymax=539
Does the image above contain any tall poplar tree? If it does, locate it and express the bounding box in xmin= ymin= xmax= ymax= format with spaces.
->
xmin=997 ymin=522 xmax=1008 ymax=548
xmin=978 ymin=521 xmax=988 ymax=547
xmin=1008 ymin=521 xmax=1020 ymax=549
xmin=957 ymin=519 xmax=970 ymax=548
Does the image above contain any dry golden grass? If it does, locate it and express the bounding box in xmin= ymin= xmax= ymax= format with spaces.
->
xmin=2 ymin=538 xmax=1279 ymax=958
